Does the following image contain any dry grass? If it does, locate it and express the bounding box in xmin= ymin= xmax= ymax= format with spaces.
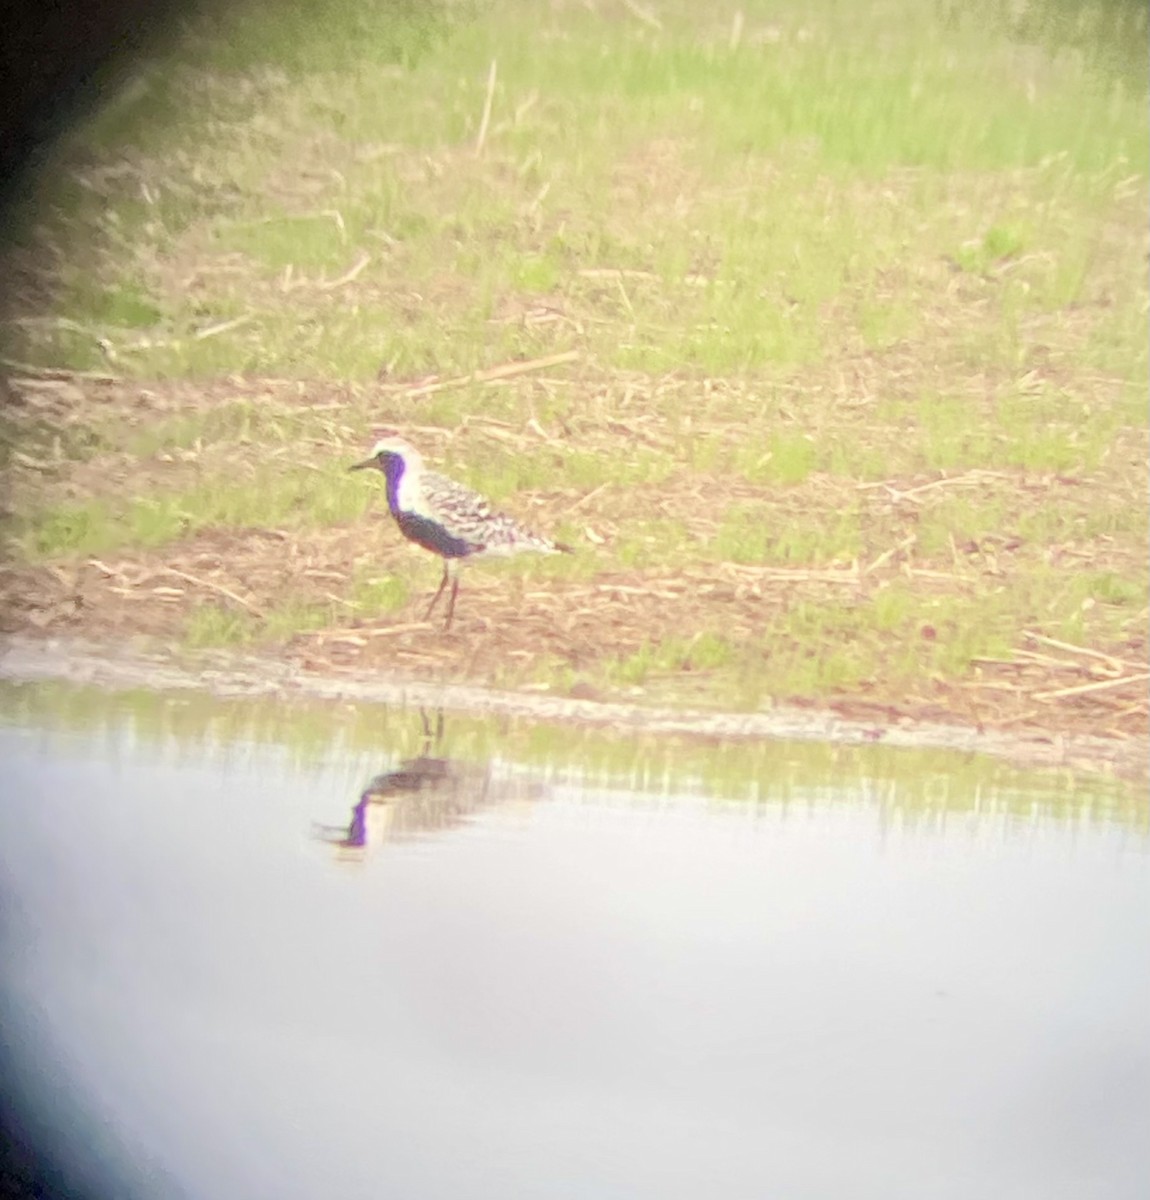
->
xmin=1 ymin=366 xmax=1145 ymax=742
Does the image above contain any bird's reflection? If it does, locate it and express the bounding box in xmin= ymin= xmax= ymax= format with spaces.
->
xmin=314 ymin=709 xmax=525 ymax=859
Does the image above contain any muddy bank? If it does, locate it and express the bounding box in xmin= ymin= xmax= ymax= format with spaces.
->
xmin=1 ymin=635 xmax=1144 ymax=782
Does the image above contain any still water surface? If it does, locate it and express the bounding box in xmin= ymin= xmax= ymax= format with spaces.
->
xmin=0 ymin=684 xmax=1147 ymax=1200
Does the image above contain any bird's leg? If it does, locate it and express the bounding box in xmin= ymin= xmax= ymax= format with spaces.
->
xmin=443 ymin=561 xmax=461 ymax=631
xmin=425 ymin=560 xmax=451 ymax=621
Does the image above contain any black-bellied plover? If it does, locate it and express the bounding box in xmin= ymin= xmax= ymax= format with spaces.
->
xmin=350 ymin=436 xmax=571 ymax=628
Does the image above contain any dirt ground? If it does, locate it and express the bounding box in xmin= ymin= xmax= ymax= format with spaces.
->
xmin=1 ymin=373 xmax=1146 ymax=762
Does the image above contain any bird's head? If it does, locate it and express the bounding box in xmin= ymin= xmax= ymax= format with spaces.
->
xmin=349 ymin=436 xmax=422 ymax=475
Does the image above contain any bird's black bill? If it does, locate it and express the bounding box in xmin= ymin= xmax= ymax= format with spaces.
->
xmin=348 ymin=458 xmax=377 ymax=472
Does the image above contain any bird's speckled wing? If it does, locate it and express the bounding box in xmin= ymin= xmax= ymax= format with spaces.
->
xmin=421 ymin=471 xmax=560 ymax=555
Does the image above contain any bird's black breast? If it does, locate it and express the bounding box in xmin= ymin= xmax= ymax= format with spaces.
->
xmin=395 ymin=511 xmax=476 ymax=559
xmin=379 ymin=452 xmax=407 ymax=515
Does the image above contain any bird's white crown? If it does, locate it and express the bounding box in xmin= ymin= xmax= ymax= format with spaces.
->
xmin=368 ymin=435 xmax=422 ymax=465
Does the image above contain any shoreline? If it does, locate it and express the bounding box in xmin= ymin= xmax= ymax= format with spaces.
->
xmin=2 ymin=634 xmax=1145 ymax=783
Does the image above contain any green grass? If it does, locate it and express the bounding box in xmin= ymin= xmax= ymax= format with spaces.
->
xmin=735 ymin=434 xmax=819 ymax=486
xmin=184 ymin=597 xmax=340 ymax=652
xmin=5 ymin=0 xmax=1145 ymax=380
xmin=185 ymin=602 xmax=254 ymax=648
xmin=186 ymin=595 xmax=344 ymax=648
xmin=25 ymin=501 xmax=118 ymax=557
xmin=1 ymin=0 xmax=1146 ymax=721
xmin=712 ymin=504 xmax=862 ymax=567
xmin=605 ymin=630 xmax=739 ymax=688
xmin=766 ymin=588 xmax=1020 ymax=690
xmin=17 ymin=459 xmax=374 ymax=559
xmin=349 ymin=570 xmax=411 ymax=619
xmin=123 ymin=399 xmax=284 ymax=457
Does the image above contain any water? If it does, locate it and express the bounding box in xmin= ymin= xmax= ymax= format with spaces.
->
xmin=1 ymin=683 xmax=1147 ymax=1200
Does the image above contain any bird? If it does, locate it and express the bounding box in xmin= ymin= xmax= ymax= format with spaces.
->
xmin=350 ymin=435 xmax=572 ymax=629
